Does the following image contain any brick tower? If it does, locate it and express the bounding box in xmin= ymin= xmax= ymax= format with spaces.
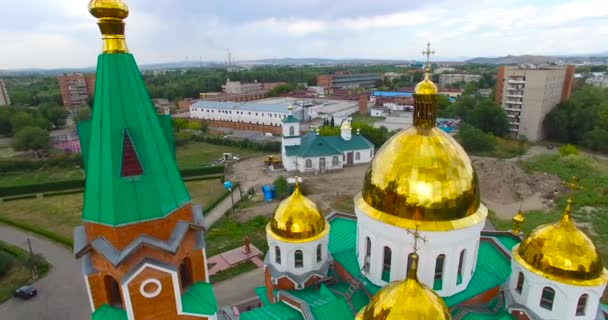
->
xmin=74 ymin=1 xmax=217 ymax=319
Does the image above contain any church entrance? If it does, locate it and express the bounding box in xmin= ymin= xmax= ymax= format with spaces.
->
xmin=346 ymin=152 xmax=353 ymax=165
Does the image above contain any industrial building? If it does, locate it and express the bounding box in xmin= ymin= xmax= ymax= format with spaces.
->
xmin=57 ymin=73 xmax=96 ymax=109
xmin=439 ymin=73 xmax=482 ymax=87
xmin=316 ymin=73 xmax=382 ymax=89
xmin=200 ymin=80 xmax=285 ymax=103
xmin=0 ymin=80 xmax=10 ymax=106
xmin=496 ymin=65 xmax=575 ymax=142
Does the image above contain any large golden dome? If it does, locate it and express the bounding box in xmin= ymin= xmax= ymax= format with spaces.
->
xmin=356 ymin=253 xmax=450 ymax=320
xmin=361 ymin=126 xmax=480 ymax=224
xmin=267 ymin=182 xmax=328 ymax=242
xmin=514 ymin=198 xmax=608 ymax=286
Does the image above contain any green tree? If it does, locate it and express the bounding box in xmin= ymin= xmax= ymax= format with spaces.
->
xmin=319 ymin=126 xmax=340 ymax=136
xmin=172 ymin=118 xmax=188 ymax=132
xmin=330 ymin=116 xmax=335 ymax=127
xmin=74 ymin=106 xmax=92 ymax=123
xmin=582 ymin=127 xmax=608 ymax=152
xmin=266 ymin=84 xmax=295 ymax=97
xmin=273 ymin=175 xmax=290 ymax=199
xmin=0 ymin=251 xmax=14 ymax=277
xmin=10 ymin=111 xmax=35 ymax=133
xmin=12 ymin=126 xmax=50 ymax=157
xmin=0 ymin=109 xmax=13 ymax=135
xmin=452 ymin=96 xmax=509 ymax=137
xmin=39 ymin=103 xmax=68 ymax=127
xmin=559 ymin=144 xmax=579 ymax=156
xmin=436 ymin=95 xmax=454 ymax=118
xmin=457 ymin=123 xmax=495 ymax=152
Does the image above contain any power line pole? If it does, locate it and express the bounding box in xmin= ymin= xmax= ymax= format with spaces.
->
xmin=27 ymin=238 xmax=38 ymax=279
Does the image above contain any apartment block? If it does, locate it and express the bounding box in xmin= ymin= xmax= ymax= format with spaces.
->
xmin=316 ymin=73 xmax=382 ymax=89
xmin=57 ymin=73 xmax=96 ymax=109
xmin=0 ymin=80 xmax=10 ymax=106
xmin=496 ymin=65 xmax=575 ymax=142
xmin=439 ymin=73 xmax=482 ymax=87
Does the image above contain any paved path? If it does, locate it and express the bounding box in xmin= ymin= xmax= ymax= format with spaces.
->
xmin=205 ymin=188 xmax=243 ymax=227
xmin=213 ymin=268 xmax=264 ymax=309
xmin=0 ymin=226 xmax=89 ymax=320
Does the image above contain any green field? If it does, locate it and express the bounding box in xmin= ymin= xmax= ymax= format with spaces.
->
xmin=488 ymin=154 xmax=608 ymax=264
xmin=0 ymin=240 xmax=50 ymax=303
xmin=0 ymin=179 xmax=226 ymax=240
xmin=0 ymin=142 xmax=264 ymax=188
xmin=351 ymin=114 xmax=386 ymax=125
xmin=205 ymin=215 xmax=270 ymax=257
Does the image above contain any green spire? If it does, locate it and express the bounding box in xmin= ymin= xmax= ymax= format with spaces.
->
xmin=80 ymin=53 xmax=190 ymax=226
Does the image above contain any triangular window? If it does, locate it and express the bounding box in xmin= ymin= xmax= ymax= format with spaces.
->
xmin=121 ymin=130 xmax=143 ymax=177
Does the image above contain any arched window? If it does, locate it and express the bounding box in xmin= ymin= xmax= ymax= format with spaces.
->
xmin=316 ymin=244 xmax=322 ymax=263
xmin=382 ymin=246 xmax=392 ymax=282
xmin=355 ymin=152 xmax=361 ymax=160
xmin=295 ymin=250 xmax=304 ymax=268
xmin=576 ymin=294 xmax=588 ymax=316
xmin=275 ymin=246 xmax=281 ymax=264
xmin=319 ymin=158 xmax=326 ymax=169
xmin=370 ymin=149 xmax=373 ymax=157
xmin=365 ymin=237 xmax=371 ymax=259
xmin=104 ymin=275 xmax=122 ymax=308
xmin=515 ymin=272 xmax=524 ymax=294
xmin=540 ymin=287 xmax=555 ymax=310
xmin=434 ymin=254 xmax=446 ymax=290
xmin=289 ymin=126 xmax=295 ymax=136
xmin=332 ymin=156 xmax=339 ymax=166
xmin=457 ymin=250 xmax=466 ymax=285
xmin=179 ymin=257 xmax=194 ymax=290
xmin=305 ymin=159 xmax=312 ymax=169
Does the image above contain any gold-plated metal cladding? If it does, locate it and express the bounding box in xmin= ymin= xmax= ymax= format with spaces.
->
xmin=356 ymin=253 xmax=450 ymax=320
xmin=267 ymin=222 xmax=330 ymax=244
xmin=361 ymin=126 xmax=480 ymax=223
xmin=414 ymin=73 xmax=438 ymax=95
xmin=268 ymin=183 xmax=326 ymax=242
xmin=89 ymin=0 xmax=129 ymax=54
xmin=515 ymin=198 xmax=607 ymax=286
xmin=413 ymin=94 xmax=437 ymax=128
xmin=512 ymin=210 xmax=525 ymax=234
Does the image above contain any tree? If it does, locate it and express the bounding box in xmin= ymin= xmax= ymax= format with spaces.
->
xmin=172 ymin=118 xmax=188 ymax=132
xmin=12 ymin=126 xmax=50 ymax=157
xmin=436 ymin=95 xmax=454 ymax=118
xmin=559 ymin=144 xmax=579 ymax=156
xmin=10 ymin=111 xmax=35 ymax=133
xmin=452 ymin=95 xmax=509 ymax=137
xmin=0 ymin=109 xmax=13 ymax=135
xmin=273 ymin=176 xmax=290 ymax=199
xmin=74 ymin=106 xmax=92 ymax=123
xmin=39 ymin=103 xmax=68 ymax=127
xmin=266 ymin=84 xmax=295 ymax=98
xmin=457 ymin=123 xmax=495 ymax=152
xmin=330 ymin=116 xmax=335 ymax=127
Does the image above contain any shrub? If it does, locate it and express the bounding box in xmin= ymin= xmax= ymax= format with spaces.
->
xmin=273 ymin=176 xmax=289 ymax=199
xmin=559 ymin=144 xmax=579 ymax=157
xmin=457 ymin=123 xmax=495 ymax=152
xmin=0 ymin=251 xmax=14 ymax=277
xmin=173 ymin=131 xmax=194 ymax=146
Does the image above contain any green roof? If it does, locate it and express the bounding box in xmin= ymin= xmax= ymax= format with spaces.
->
xmin=443 ymin=241 xmax=511 ymax=307
xmin=282 ymin=115 xmax=300 ymax=123
xmin=181 ymin=282 xmax=217 ymax=316
xmin=492 ymin=234 xmax=520 ymax=251
xmin=91 ymin=304 xmax=127 ymax=320
xmin=80 ymin=53 xmax=190 ymax=226
xmin=285 ymin=132 xmax=373 ymax=158
xmin=288 ymin=285 xmax=354 ymax=320
xmin=256 ymin=286 xmax=272 ymax=306
xmin=240 ymin=302 xmax=304 ymax=320
xmin=460 ymin=309 xmax=515 ymax=320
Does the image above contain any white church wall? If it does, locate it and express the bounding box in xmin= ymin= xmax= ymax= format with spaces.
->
xmin=266 ymin=233 xmax=330 ymax=279
xmin=355 ymin=202 xmax=486 ymax=297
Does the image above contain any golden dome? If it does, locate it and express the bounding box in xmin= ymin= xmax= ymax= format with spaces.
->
xmin=341 ymin=120 xmax=352 ymax=130
xmin=267 ymin=182 xmax=327 ymax=242
xmin=356 ymin=253 xmax=450 ymax=320
xmin=511 ymin=209 xmax=525 ymax=234
xmin=361 ymin=126 xmax=480 ymax=225
xmin=89 ymin=0 xmax=129 ymax=20
xmin=414 ymin=73 xmax=438 ymax=95
xmin=514 ymin=198 xmax=607 ymax=286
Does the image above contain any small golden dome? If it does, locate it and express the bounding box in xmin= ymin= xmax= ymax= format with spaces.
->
xmin=341 ymin=120 xmax=352 ymax=130
xmin=414 ymin=73 xmax=438 ymax=95
xmin=361 ymin=126 xmax=479 ymax=223
xmin=89 ymin=0 xmax=129 ymax=20
xmin=356 ymin=253 xmax=450 ymax=320
xmin=268 ymin=182 xmax=326 ymax=241
xmin=511 ymin=209 xmax=525 ymax=234
xmin=516 ymin=198 xmax=607 ymax=285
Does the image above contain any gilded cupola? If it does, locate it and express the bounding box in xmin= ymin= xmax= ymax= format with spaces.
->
xmin=358 ymin=42 xmax=483 ymax=231
xmin=513 ymin=178 xmax=608 ymax=286
xmin=89 ymin=0 xmax=129 ymax=53
xmin=267 ymin=180 xmax=328 ymax=242
xmin=356 ymin=253 xmax=451 ymax=320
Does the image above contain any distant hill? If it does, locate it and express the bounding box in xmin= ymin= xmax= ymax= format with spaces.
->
xmin=466 ymin=55 xmax=558 ymax=65
xmin=242 ymin=57 xmax=414 ymax=65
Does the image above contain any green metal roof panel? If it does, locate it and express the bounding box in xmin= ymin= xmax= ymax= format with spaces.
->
xmin=81 ymin=53 xmax=190 ymax=226
xmin=240 ymin=302 xmax=304 ymax=320
xmin=181 ymin=282 xmax=218 ymax=315
xmin=328 ymin=218 xmax=357 ymax=253
xmin=323 ymin=135 xmax=374 ymax=151
xmin=282 ymin=115 xmax=300 ymax=123
xmin=443 ymin=241 xmax=511 ymax=307
xmin=310 ymin=297 xmax=353 ymax=320
xmin=157 ymin=114 xmax=176 ymax=160
xmin=461 ymin=309 xmax=515 ymax=320
xmin=492 ymin=234 xmax=520 ymax=251
xmin=256 ymin=286 xmax=272 ymax=306
xmin=91 ymin=304 xmax=128 ymax=320
xmin=285 ymin=132 xmax=372 ymax=158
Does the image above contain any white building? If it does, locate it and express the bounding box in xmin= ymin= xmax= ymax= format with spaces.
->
xmin=222 ymin=80 xmax=263 ymax=94
xmin=585 ymin=75 xmax=608 ymax=88
xmin=281 ymin=115 xmax=374 ymax=174
xmin=190 ymin=101 xmax=303 ymax=126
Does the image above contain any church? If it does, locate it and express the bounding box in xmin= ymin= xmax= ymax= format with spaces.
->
xmin=281 ymin=112 xmax=374 ymax=174
xmin=75 ymin=1 xmax=607 ymax=320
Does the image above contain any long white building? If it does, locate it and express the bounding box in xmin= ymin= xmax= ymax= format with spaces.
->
xmin=190 ymin=101 xmax=303 ymax=126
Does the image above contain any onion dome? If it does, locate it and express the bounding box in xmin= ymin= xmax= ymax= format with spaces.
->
xmin=512 ymin=209 xmax=525 ymax=234
xmin=356 ymin=253 xmax=450 ymax=320
xmin=514 ymin=196 xmax=608 ymax=286
xmin=267 ymin=181 xmax=327 ymax=242
xmin=358 ymin=42 xmax=483 ymax=231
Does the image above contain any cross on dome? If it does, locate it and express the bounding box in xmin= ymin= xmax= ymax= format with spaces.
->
xmin=422 ymin=42 xmax=435 ymax=71
xmin=406 ymin=225 xmax=427 ymax=253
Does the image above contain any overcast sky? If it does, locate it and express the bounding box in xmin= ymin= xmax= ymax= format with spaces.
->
xmin=1 ymin=0 xmax=607 ymax=69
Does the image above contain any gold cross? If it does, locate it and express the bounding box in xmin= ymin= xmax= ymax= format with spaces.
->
xmin=422 ymin=42 xmax=435 ymax=69
xmin=406 ymin=225 xmax=427 ymax=253
xmin=564 ymin=176 xmax=583 ymax=193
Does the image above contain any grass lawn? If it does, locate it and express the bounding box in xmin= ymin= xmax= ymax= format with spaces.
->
xmin=0 ymin=240 xmax=50 ymax=303
xmin=209 ymin=261 xmax=258 ymax=284
xmin=472 ymin=137 xmax=530 ymax=159
xmin=0 ymin=168 xmax=84 ymax=188
xmin=176 ymin=142 xmax=264 ymax=169
xmin=488 ymin=154 xmax=608 ymax=264
xmin=205 ymin=215 xmax=270 ymax=257
xmin=351 ymin=114 xmax=386 ymax=125
xmin=0 ymin=179 xmax=226 ymax=240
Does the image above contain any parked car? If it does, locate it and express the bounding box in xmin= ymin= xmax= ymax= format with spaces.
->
xmin=14 ymin=285 xmax=37 ymax=300
xmin=546 ymin=144 xmax=555 ymax=150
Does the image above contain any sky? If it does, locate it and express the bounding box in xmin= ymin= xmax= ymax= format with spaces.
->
xmin=1 ymin=0 xmax=607 ymax=69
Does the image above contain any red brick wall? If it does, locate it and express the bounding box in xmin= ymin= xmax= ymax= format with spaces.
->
xmin=510 ymin=309 xmax=531 ymax=320
xmin=127 ymin=267 xmax=179 ymax=320
xmin=359 ymin=95 xmax=369 ymax=115
xmin=460 ymin=286 xmax=499 ymax=306
xmin=194 ymin=119 xmax=282 ymax=134
xmin=561 ymin=64 xmax=575 ymax=101
xmin=496 ymin=66 xmax=505 ymax=105
xmin=317 ymin=75 xmax=332 ymax=88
